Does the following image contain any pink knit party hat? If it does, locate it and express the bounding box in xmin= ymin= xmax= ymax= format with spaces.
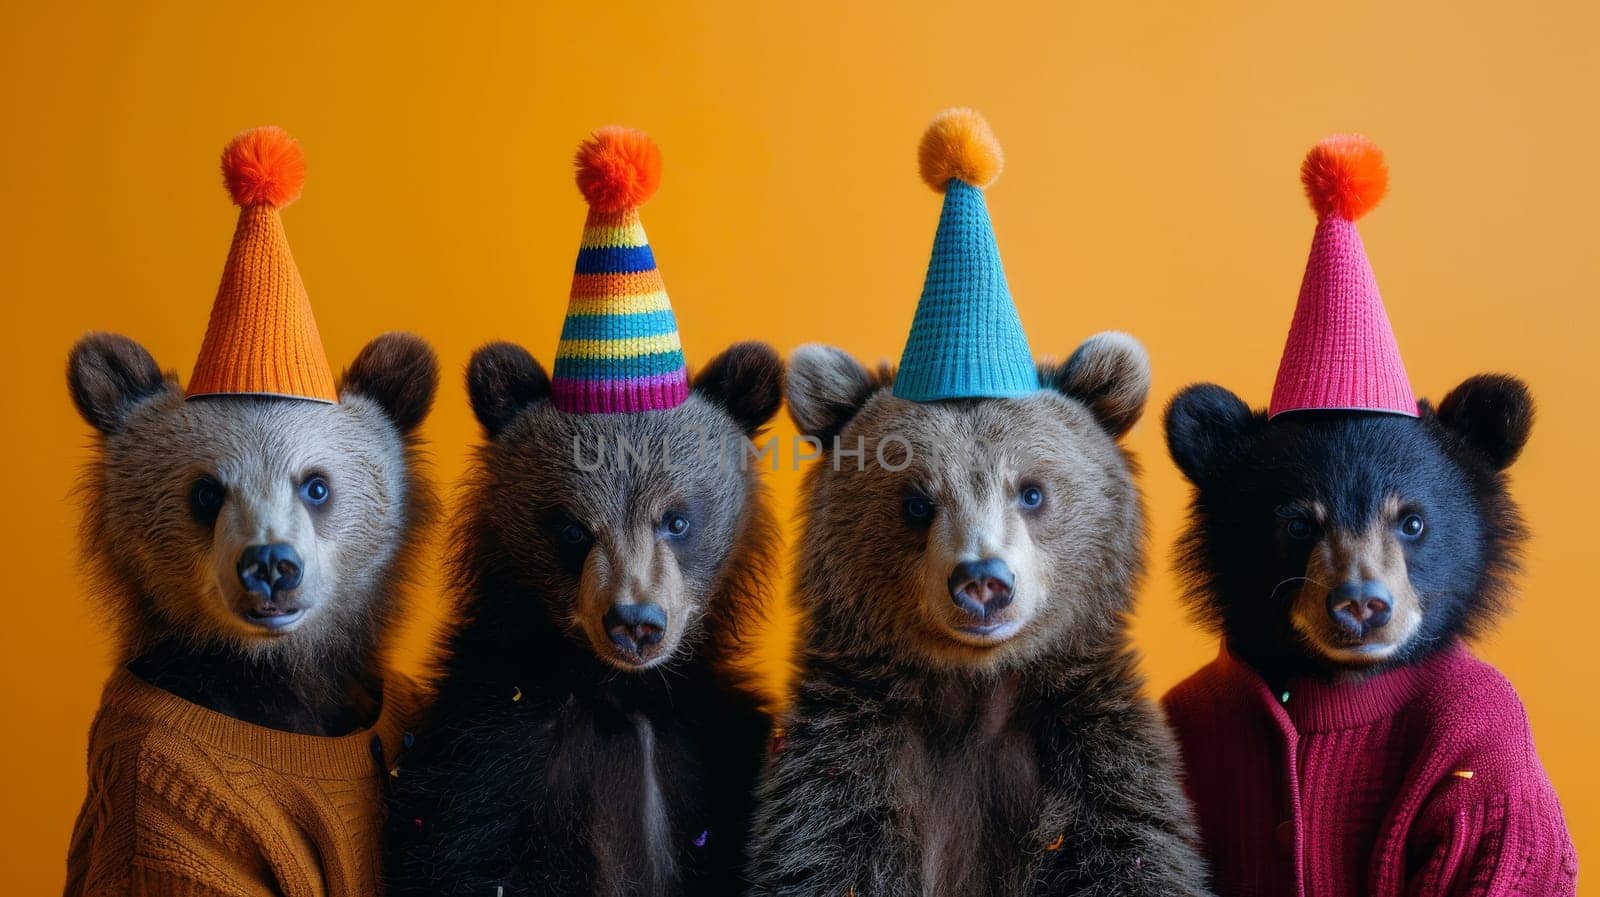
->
xmin=1268 ymin=135 xmax=1417 ymax=419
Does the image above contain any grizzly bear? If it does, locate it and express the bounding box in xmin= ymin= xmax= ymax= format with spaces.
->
xmin=385 ymin=341 xmax=784 ymax=897
xmin=746 ymin=333 xmax=1212 ymax=897
xmin=64 ymin=330 xmax=439 ymax=895
xmin=1162 ymin=377 xmax=1577 ymax=896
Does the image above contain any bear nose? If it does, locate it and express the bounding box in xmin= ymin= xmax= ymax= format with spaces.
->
xmin=603 ymin=602 xmax=667 ymax=656
xmin=236 ymin=543 xmax=303 ymax=598
xmin=1327 ymin=580 xmax=1393 ymax=634
xmin=948 ymin=558 xmax=1015 ymax=619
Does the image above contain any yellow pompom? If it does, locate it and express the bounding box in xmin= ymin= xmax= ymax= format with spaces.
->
xmin=918 ymin=108 xmax=1003 ymax=192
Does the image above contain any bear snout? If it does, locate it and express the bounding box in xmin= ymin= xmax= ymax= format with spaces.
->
xmin=232 ymin=543 xmax=309 ymax=631
xmin=947 ymin=558 xmax=1015 ymax=621
xmin=602 ymin=601 xmax=668 ymax=659
xmin=1325 ymin=580 xmax=1393 ymax=636
xmin=236 ymin=543 xmax=303 ymax=598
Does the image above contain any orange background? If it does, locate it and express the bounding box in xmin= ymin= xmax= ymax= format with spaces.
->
xmin=4 ymin=0 xmax=1595 ymax=891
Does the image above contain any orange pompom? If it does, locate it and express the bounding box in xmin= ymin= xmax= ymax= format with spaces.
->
xmin=918 ymin=108 xmax=1003 ymax=193
xmin=220 ymin=126 xmax=307 ymax=209
xmin=574 ymin=126 xmax=662 ymax=213
xmin=1300 ymin=134 xmax=1388 ymax=221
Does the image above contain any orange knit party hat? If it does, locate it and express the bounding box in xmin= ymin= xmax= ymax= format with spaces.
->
xmin=187 ymin=126 xmax=336 ymax=402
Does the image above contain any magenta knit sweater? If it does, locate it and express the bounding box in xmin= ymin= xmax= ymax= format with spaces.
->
xmin=1162 ymin=642 xmax=1576 ymax=896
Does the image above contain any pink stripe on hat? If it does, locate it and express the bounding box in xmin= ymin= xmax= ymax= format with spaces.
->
xmin=551 ymin=372 xmax=690 ymax=415
xmin=1269 ymin=135 xmax=1418 ymax=419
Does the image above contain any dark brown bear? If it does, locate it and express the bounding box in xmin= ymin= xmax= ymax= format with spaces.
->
xmin=747 ymin=333 xmax=1211 ymax=897
xmin=386 ymin=341 xmax=784 ymax=897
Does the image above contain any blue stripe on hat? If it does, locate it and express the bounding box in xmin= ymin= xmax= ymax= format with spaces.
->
xmin=558 ymin=310 xmax=680 ymax=341
xmin=573 ymin=244 xmax=657 ymax=275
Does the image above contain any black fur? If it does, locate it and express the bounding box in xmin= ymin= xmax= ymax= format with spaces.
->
xmin=386 ymin=344 xmax=784 ymax=897
xmin=1164 ymin=376 xmax=1532 ymax=684
xmin=126 ymin=643 xmax=385 ymax=735
xmin=1435 ymin=374 xmax=1534 ymax=471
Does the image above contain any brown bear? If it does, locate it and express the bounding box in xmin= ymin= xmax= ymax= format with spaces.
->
xmin=746 ymin=333 xmax=1212 ymax=897
xmin=385 ymin=341 xmax=784 ymax=897
xmin=64 ymin=330 xmax=438 ymax=896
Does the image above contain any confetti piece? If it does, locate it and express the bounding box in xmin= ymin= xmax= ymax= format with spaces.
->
xmin=693 ymin=829 xmax=709 ymax=847
xmin=511 ymin=686 xmax=523 ymax=703
xmin=1452 ymin=770 xmax=1475 ymax=779
xmin=1045 ymin=833 xmax=1065 ymax=851
xmin=389 ymin=767 xmax=400 ymax=778
xmin=1280 ymin=691 xmax=1291 ymax=704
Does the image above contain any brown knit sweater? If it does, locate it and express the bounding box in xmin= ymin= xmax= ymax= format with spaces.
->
xmin=64 ymin=667 xmax=416 ymax=897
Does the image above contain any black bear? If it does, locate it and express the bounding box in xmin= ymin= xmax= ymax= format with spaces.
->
xmin=385 ymin=341 xmax=784 ymax=897
xmin=1163 ymin=378 xmax=1575 ymax=897
xmin=1161 ymin=133 xmax=1576 ymax=897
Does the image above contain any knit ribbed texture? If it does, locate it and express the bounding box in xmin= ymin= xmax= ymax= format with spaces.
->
xmin=1162 ymin=643 xmax=1577 ymax=897
xmin=187 ymin=205 xmax=337 ymax=402
xmin=1269 ymin=215 xmax=1417 ymax=418
xmin=64 ymin=668 xmax=415 ymax=897
xmin=550 ymin=207 xmax=689 ymax=414
xmin=894 ymin=179 xmax=1038 ymax=402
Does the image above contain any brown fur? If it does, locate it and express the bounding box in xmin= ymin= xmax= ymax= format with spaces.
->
xmin=748 ymin=333 xmax=1211 ymax=896
xmin=67 ymin=331 xmax=438 ymax=733
xmin=1289 ymin=496 xmax=1425 ymax=665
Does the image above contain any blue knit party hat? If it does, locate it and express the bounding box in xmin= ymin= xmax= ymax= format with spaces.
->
xmin=894 ymin=108 xmax=1038 ymax=402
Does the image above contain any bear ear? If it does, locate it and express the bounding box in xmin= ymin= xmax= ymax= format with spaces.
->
xmin=1045 ymin=331 xmax=1151 ymax=438
xmin=786 ymin=343 xmax=879 ymax=445
xmin=1164 ymin=383 xmax=1259 ymax=485
xmin=1435 ymin=374 xmax=1534 ymax=471
xmin=466 ymin=342 xmax=550 ymax=439
xmin=340 ymin=332 xmax=439 ymax=434
xmin=67 ymin=333 xmax=174 ymax=436
xmin=692 ymin=341 xmax=785 ymax=437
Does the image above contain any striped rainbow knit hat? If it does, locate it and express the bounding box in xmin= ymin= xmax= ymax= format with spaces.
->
xmin=550 ymin=127 xmax=688 ymax=414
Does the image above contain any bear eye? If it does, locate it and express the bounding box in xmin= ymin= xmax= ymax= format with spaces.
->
xmin=299 ymin=475 xmax=330 ymax=507
xmin=550 ymin=513 xmax=596 ymax=573
xmin=1399 ymin=513 xmax=1425 ymax=539
xmin=1019 ymin=484 xmax=1045 ymax=510
xmin=188 ymin=477 xmax=226 ymax=524
xmin=664 ymin=511 xmax=690 ymax=537
xmin=1284 ymin=516 xmax=1315 ymax=542
xmin=560 ymin=520 xmax=591 ymax=545
xmin=903 ymin=494 xmax=935 ymax=527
